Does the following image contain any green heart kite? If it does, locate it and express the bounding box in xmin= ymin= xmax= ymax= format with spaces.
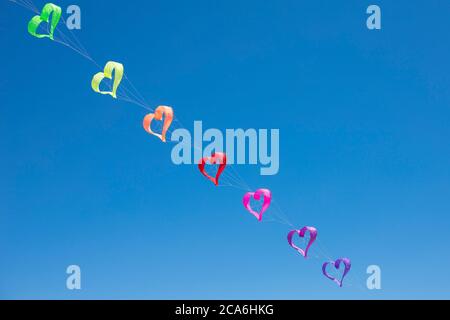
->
xmin=28 ymin=3 xmax=62 ymax=40
xmin=91 ymin=61 xmax=124 ymax=99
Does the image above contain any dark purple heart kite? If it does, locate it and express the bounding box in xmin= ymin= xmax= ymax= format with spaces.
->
xmin=322 ymin=258 xmax=352 ymax=287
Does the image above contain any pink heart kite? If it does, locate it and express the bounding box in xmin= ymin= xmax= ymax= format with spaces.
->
xmin=242 ymin=189 xmax=272 ymax=221
xmin=287 ymin=226 xmax=318 ymax=258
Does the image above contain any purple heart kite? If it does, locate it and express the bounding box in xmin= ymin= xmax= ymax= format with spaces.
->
xmin=287 ymin=227 xmax=318 ymax=258
xmin=322 ymin=258 xmax=351 ymax=287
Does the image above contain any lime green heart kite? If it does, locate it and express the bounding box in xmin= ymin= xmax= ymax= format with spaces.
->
xmin=28 ymin=3 xmax=62 ymax=40
xmin=91 ymin=62 xmax=124 ymax=99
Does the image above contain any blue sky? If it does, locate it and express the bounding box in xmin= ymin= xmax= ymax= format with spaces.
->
xmin=1 ymin=0 xmax=450 ymax=299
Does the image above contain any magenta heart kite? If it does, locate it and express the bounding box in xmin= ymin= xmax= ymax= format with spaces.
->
xmin=287 ymin=226 xmax=318 ymax=258
xmin=322 ymin=258 xmax=351 ymax=287
xmin=242 ymin=188 xmax=272 ymax=221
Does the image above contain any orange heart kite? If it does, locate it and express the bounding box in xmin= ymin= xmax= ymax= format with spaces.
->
xmin=142 ymin=106 xmax=174 ymax=142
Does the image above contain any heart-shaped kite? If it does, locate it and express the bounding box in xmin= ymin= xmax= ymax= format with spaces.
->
xmin=28 ymin=3 xmax=62 ymax=40
xmin=322 ymin=258 xmax=351 ymax=287
xmin=198 ymin=152 xmax=227 ymax=186
xmin=287 ymin=226 xmax=318 ymax=258
xmin=91 ymin=61 xmax=124 ymax=99
xmin=242 ymin=189 xmax=272 ymax=221
xmin=143 ymin=106 xmax=174 ymax=142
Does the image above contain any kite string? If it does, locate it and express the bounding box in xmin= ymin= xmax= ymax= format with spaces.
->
xmin=10 ymin=0 xmax=359 ymax=289
xmin=17 ymin=0 xmax=341 ymax=257
xmin=58 ymin=13 xmax=92 ymax=59
xmin=9 ymin=0 xmax=39 ymax=13
xmin=11 ymin=0 xmax=154 ymax=113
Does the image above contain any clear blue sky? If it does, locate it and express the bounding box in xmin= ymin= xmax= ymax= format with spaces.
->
xmin=1 ymin=0 xmax=450 ymax=299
